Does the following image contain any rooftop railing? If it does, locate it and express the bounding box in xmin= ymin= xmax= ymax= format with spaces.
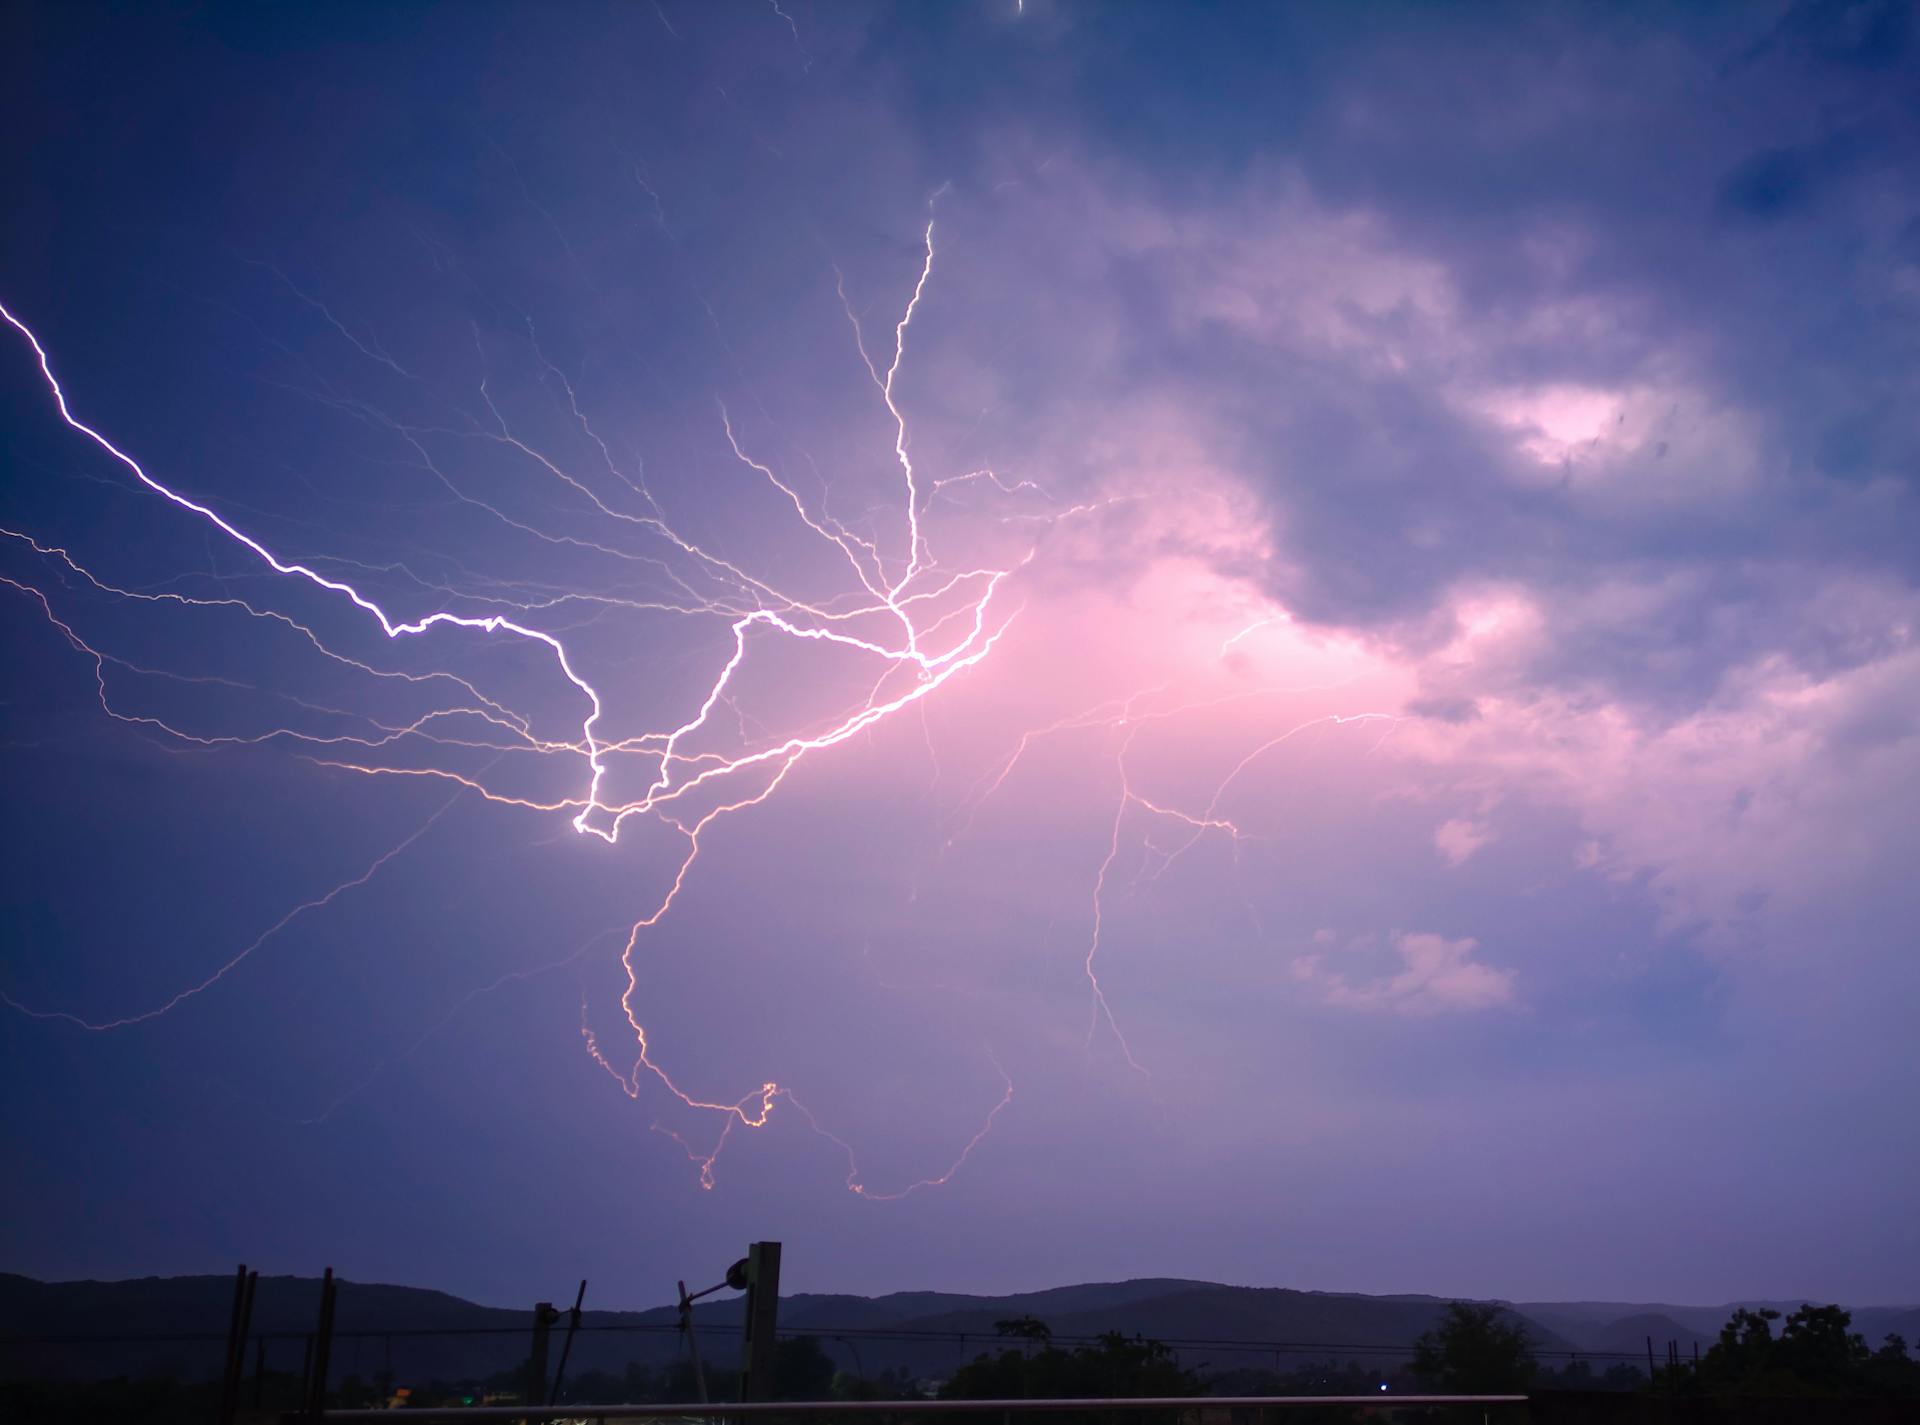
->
xmin=318 ymin=1394 xmax=1530 ymax=1422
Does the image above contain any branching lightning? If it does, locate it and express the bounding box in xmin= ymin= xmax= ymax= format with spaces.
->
xmin=0 ymin=230 xmax=1030 ymax=1196
xmin=2 ymin=201 xmax=1396 ymax=1197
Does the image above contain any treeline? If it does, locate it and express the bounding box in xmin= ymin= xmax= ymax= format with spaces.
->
xmin=1401 ymin=1300 xmax=1920 ymax=1401
xmin=937 ymin=1302 xmax=1920 ymax=1419
xmin=1662 ymin=1303 xmax=1920 ymax=1399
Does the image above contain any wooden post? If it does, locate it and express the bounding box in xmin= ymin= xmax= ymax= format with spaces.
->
xmin=527 ymin=1301 xmax=560 ymax=1413
xmin=219 ymin=1264 xmax=248 ymax=1425
xmin=739 ymin=1242 xmax=782 ymax=1403
xmin=306 ymin=1268 xmax=337 ymax=1422
xmin=226 ymin=1269 xmax=257 ymax=1424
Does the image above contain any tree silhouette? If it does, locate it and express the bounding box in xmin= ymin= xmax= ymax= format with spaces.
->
xmin=1693 ymin=1303 xmax=1918 ymax=1397
xmin=1410 ymin=1303 xmax=1536 ymax=1393
xmin=996 ymin=1316 xmax=1054 ymax=1343
xmin=772 ymin=1336 xmax=837 ymax=1401
xmin=942 ymin=1319 xmax=1198 ymax=1425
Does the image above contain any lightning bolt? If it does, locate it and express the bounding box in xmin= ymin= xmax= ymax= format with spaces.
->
xmin=947 ymin=681 xmax=1399 ymax=1076
xmin=0 ymin=213 xmax=1028 ymax=1197
xmin=3 ymin=200 xmax=1399 ymax=1199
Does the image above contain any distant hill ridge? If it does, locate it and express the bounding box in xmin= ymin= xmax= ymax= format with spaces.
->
xmin=2 ymin=1271 xmax=1913 ymax=1385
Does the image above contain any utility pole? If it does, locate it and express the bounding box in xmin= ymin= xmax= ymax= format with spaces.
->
xmin=738 ymin=1241 xmax=782 ymax=1403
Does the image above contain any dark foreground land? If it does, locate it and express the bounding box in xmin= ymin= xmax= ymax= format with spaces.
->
xmin=1 ymin=1273 xmax=1914 ymax=1422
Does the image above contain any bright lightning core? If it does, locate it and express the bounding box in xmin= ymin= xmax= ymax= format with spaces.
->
xmin=1 ymin=199 xmax=1394 ymax=1199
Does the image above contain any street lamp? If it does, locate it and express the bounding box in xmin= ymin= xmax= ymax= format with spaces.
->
xmin=676 ymin=1257 xmax=751 ymax=1406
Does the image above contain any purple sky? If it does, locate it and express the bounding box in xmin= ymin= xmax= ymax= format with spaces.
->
xmin=2 ymin=0 xmax=1917 ymax=1311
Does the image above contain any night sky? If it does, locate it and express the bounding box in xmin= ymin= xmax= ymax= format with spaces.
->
xmin=3 ymin=1 xmax=1917 ymax=1311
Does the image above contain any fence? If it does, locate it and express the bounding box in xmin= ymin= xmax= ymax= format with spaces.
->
xmin=0 ymin=1263 xmax=1683 ymax=1422
xmin=0 ymin=1317 xmax=1661 ymax=1409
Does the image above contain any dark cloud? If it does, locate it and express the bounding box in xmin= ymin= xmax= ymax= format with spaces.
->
xmin=980 ymin=3 xmax=1920 ymax=708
